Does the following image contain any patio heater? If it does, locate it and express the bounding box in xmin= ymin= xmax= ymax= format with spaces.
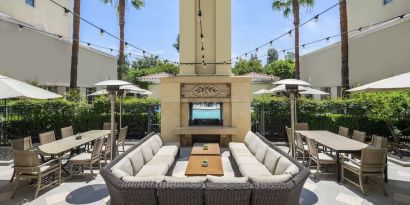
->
xmin=273 ymin=79 xmax=311 ymax=158
xmin=95 ymin=80 xmax=131 ymax=161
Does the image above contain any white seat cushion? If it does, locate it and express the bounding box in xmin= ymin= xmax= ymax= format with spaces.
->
xmin=147 ymin=154 xmax=175 ymax=167
xmin=112 ymin=168 xmax=129 ymax=179
xmin=156 ymin=145 xmax=178 ymax=157
xmin=239 ymin=164 xmax=272 ymax=177
xmin=207 ymin=175 xmax=248 ymax=183
xmin=112 ymin=158 xmax=133 ymax=176
xmin=136 ymin=164 xmax=168 ymax=177
xmin=128 ymin=149 xmax=144 ymax=174
xmin=122 ymin=176 xmax=164 ymax=183
xmin=316 ymin=153 xmax=337 ymax=162
xmin=229 ymin=142 xmax=247 ymax=150
xmin=264 ymin=148 xmax=282 ymax=174
xmin=230 ymin=146 xmax=253 ymax=160
xmin=235 ymin=155 xmax=261 ymax=165
xmin=70 ymin=153 xmax=91 ymax=161
xmin=249 ymin=174 xmax=292 ymax=183
xmin=141 ymin=143 xmax=154 ymax=162
xmin=255 ymin=142 xmax=268 ymax=162
xmin=275 ymin=157 xmax=293 ymax=175
xmin=164 ymin=176 xmax=206 ymax=183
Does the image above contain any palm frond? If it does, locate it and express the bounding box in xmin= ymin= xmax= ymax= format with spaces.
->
xmin=131 ymin=0 xmax=144 ymax=9
xmin=300 ymin=0 xmax=315 ymax=8
xmin=272 ymin=0 xmax=293 ymax=18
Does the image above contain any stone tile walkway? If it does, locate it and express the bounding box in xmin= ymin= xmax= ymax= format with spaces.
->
xmin=0 ymin=145 xmax=409 ymax=205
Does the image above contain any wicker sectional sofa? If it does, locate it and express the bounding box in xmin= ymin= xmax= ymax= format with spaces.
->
xmin=101 ymin=132 xmax=310 ymax=205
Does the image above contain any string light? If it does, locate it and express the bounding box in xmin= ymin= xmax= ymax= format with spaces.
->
xmin=99 ymin=29 xmax=104 ymax=37
xmin=288 ymin=30 xmax=292 ymax=37
xmin=18 ymin=24 xmax=23 ymax=31
xmin=124 ymin=42 xmax=128 ymax=49
xmin=87 ymin=43 xmax=91 ymax=46
xmin=64 ymin=8 xmax=69 ymax=16
xmin=314 ymin=15 xmax=319 ymax=23
xmin=326 ymin=37 xmax=330 ymax=43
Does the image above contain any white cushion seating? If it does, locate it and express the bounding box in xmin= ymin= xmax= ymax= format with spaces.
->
xmin=164 ymin=176 xmax=207 ymax=183
xmin=110 ymin=134 xmax=178 ymax=180
xmin=207 ymin=175 xmax=248 ymax=183
xmin=229 ymin=131 xmax=299 ymax=181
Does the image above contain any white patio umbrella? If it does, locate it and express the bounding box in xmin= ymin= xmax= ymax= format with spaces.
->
xmin=95 ymin=80 xmax=131 ymax=161
xmin=273 ymin=79 xmax=311 ymax=157
xmin=0 ymin=75 xmax=62 ymax=99
xmin=253 ymin=89 xmax=273 ymax=95
xmin=270 ymin=85 xmax=329 ymax=96
xmin=347 ymin=72 xmax=410 ymax=92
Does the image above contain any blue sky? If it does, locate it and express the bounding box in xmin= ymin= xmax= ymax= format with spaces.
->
xmin=78 ymin=0 xmax=341 ymax=64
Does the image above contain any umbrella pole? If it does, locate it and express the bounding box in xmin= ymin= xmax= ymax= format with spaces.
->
xmin=120 ymin=94 xmax=123 ymax=129
xmin=290 ymin=92 xmax=296 ymax=158
xmin=110 ymin=93 xmax=115 ymax=161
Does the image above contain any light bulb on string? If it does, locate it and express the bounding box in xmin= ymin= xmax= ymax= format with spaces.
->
xmin=197 ymin=10 xmax=202 ymax=21
xmin=314 ymin=15 xmax=319 ymax=23
xmin=110 ymin=49 xmax=113 ymax=53
xmin=201 ymin=33 xmax=205 ymax=42
xmin=64 ymin=8 xmax=69 ymax=16
xmin=288 ymin=30 xmax=292 ymax=37
xmin=399 ymin=14 xmax=405 ymax=23
xmin=124 ymin=42 xmax=128 ymax=49
xmin=87 ymin=43 xmax=91 ymax=46
xmin=18 ymin=24 xmax=23 ymax=31
xmin=269 ymin=41 xmax=273 ymax=49
xmin=326 ymin=37 xmax=330 ymax=43
xmin=57 ymin=35 xmax=63 ymax=40
xmin=99 ymin=29 xmax=104 ymax=37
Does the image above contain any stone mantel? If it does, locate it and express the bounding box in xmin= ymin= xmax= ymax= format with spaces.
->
xmin=173 ymin=126 xmax=238 ymax=135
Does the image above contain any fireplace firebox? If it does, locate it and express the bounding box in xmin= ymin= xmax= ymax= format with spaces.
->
xmin=189 ymin=102 xmax=223 ymax=126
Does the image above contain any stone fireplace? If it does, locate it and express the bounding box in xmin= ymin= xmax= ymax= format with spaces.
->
xmin=160 ymin=0 xmax=251 ymax=145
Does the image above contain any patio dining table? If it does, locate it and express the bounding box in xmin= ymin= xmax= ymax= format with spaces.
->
xmin=296 ymin=130 xmax=370 ymax=182
xmin=38 ymin=130 xmax=111 ymax=155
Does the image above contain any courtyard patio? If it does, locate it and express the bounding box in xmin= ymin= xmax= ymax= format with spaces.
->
xmin=1 ymin=143 xmax=409 ymax=205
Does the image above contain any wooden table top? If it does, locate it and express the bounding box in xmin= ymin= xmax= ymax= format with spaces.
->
xmin=38 ymin=130 xmax=110 ymax=155
xmin=191 ymin=143 xmax=221 ymax=155
xmin=185 ymin=155 xmax=224 ymax=176
xmin=296 ymin=130 xmax=369 ymax=152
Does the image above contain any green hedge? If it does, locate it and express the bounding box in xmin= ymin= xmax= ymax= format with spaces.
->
xmin=1 ymin=97 xmax=160 ymax=145
xmin=252 ymin=91 xmax=410 ymax=141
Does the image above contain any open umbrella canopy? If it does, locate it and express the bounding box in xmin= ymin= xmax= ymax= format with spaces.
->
xmin=0 ymin=75 xmax=62 ymax=99
xmin=347 ymin=72 xmax=410 ymax=92
xmin=273 ymin=79 xmax=311 ymax=86
xmin=94 ymin=80 xmax=131 ymax=87
xmin=253 ymin=89 xmax=273 ymax=95
xmin=88 ymin=86 xmax=152 ymax=97
xmin=270 ymin=85 xmax=328 ymax=95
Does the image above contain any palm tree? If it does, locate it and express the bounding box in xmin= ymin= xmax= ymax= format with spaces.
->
xmin=339 ymin=0 xmax=349 ymax=96
xmin=70 ymin=0 xmax=81 ymax=89
xmin=272 ymin=0 xmax=315 ymax=79
xmin=100 ymin=0 xmax=144 ymax=80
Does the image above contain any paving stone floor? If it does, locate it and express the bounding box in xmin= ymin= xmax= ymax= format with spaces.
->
xmin=0 ymin=144 xmax=409 ymax=205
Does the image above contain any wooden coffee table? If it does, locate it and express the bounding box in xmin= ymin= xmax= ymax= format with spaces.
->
xmin=185 ymin=155 xmax=224 ymax=176
xmin=191 ymin=143 xmax=220 ymax=155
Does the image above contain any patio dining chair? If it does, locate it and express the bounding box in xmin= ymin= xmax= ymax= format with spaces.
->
xmin=371 ymin=135 xmax=388 ymax=149
xmin=295 ymin=123 xmax=309 ymax=131
xmin=10 ymin=137 xmax=33 ymax=182
xmin=306 ymin=138 xmax=337 ymax=178
xmin=61 ymin=126 xmax=74 ymax=139
xmin=117 ymin=126 xmax=128 ymax=152
xmin=103 ymin=122 xmax=118 ymax=130
xmin=338 ymin=126 xmax=349 ymax=138
xmin=12 ymin=149 xmax=61 ymax=199
xmin=341 ymin=148 xmax=387 ymax=195
xmin=69 ymin=137 xmax=104 ymax=178
xmin=295 ymin=133 xmax=309 ymax=162
xmin=352 ymin=130 xmax=366 ymax=143
xmin=39 ymin=131 xmax=56 ymax=145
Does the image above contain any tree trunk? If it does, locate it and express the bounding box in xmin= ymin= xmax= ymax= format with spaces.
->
xmin=117 ymin=0 xmax=125 ymax=80
xmin=70 ymin=0 xmax=81 ymax=88
xmin=293 ymin=0 xmax=300 ymax=79
xmin=340 ymin=0 xmax=350 ymax=96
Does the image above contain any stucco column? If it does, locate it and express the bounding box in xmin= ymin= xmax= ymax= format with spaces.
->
xmin=179 ymin=0 xmax=196 ymax=75
xmin=215 ymin=0 xmax=232 ymax=75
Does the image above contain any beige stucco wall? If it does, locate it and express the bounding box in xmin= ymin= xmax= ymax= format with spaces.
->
xmin=0 ymin=19 xmax=116 ymax=89
xmin=179 ymin=0 xmax=231 ymax=75
xmin=251 ymin=83 xmax=273 ymax=98
xmin=147 ymin=84 xmax=161 ymax=99
xmin=0 ymin=0 xmax=71 ymax=37
xmin=347 ymin=0 xmax=410 ymax=31
xmin=160 ymin=76 xmax=251 ymax=143
xmin=300 ymin=19 xmax=410 ymax=90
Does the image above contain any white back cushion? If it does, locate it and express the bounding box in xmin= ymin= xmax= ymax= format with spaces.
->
xmin=113 ymin=158 xmax=133 ymax=176
xmin=122 ymin=176 xmax=164 ymax=183
xmin=245 ymin=132 xmax=260 ymax=154
xmin=152 ymin=134 xmax=163 ymax=147
xmin=255 ymin=142 xmax=268 ymax=162
xmin=207 ymin=175 xmax=248 ymax=183
xmin=112 ymin=168 xmax=129 ymax=179
xmin=128 ymin=149 xmax=145 ymax=174
xmin=284 ymin=164 xmax=299 ymax=176
xmin=150 ymin=138 xmax=161 ymax=154
xmin=275 ymin=157 xmax=293 ymax=175
xmin=141 ymin=143 xmax=154 ymax=162
xmin=264 ymin=148 xmax=282 ymax=174
xmin=164 ymin=176 xmax=207 ymax=183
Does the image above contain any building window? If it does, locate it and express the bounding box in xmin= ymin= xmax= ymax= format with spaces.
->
xmin=383 ymin=0 xmax=393 ymax=5
xmin=25 ymin=0 xmax=35 ymax=7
